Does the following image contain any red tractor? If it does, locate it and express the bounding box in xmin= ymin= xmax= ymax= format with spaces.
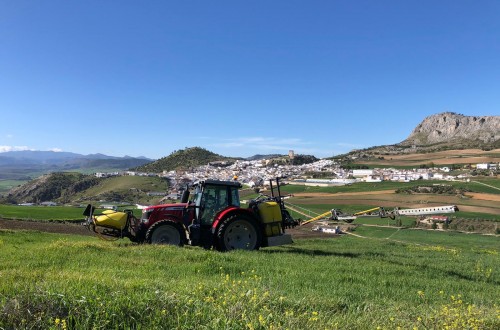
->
xmin=84 ymin=178 xmax=297 ymax=251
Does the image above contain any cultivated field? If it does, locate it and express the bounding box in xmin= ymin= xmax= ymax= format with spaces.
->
xmin=274 ymin=180 xmax=500 ymax=222
xmin=356 ymin=148 xmax=500 ymax=167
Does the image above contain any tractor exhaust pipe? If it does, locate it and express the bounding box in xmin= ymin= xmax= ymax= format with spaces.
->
xmin=82 ymin=204 xmax=96 ymax=232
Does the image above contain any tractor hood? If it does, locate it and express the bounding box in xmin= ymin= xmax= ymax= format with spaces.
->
xmin=140 ymin=202 xmax=191 ymax=226
xmin=142 ymin=203 xmax=189 ymax=212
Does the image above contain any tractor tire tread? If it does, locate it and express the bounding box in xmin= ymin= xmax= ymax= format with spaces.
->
xmin=216 ymin=213 xmax=262 ymax=251
xmin=145 ymin=220 xmax=186 ymax=246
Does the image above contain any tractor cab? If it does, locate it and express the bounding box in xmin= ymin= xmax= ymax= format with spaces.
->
xmin=186 ymin=180 xmax=246 ymax=248
xmin=190 ymin=180 xmax=241 ymax=226
xmin=187 ymin=178 xmax=294 ymax=250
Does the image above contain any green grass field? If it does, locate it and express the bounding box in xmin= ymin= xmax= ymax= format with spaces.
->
xmin=0 ymin=205 xmax=87 ymax=221
xmin=0 ymin=205 xmax=143 ymax=221
xmin=473 ymin=178 xmax=500 ymax=190
xmin=0 ymin=228 xmax=498 ymax=329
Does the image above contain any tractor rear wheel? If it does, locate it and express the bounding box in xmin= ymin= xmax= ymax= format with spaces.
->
xmin=216 ymin=214 xmax=261 ymax=251
xmin=146 ymin=221 xmax=184 ymax=246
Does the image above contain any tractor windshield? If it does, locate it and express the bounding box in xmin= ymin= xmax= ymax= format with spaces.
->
xmin=199 ymin=184 xmax=228 ymax=225
xmin=197 ymin=183 xmax=239 ymax=225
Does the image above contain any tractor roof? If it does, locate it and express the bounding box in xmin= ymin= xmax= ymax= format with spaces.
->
xmin=195 ymin=179 xmax=242 ymax=188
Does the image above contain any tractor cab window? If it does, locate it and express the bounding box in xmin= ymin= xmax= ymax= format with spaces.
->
xmin=199 ymin=184 xmax=229 ymax=225
xmin=230 ymin=186 xmax=240 ymax=207
xmin=192 ymin=185 xmax=203 ymax=220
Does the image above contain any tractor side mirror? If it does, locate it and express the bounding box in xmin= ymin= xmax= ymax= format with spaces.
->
xmin=180 ymin=190 xmax=190 ymax=203
xmin=83 ymin=204 xmax=95 ymax=217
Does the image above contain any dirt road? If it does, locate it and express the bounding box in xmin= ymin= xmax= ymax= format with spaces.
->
xmin=292 ymin=190 xmax=395 ymax=198
xmin=0 ymin=219 xmax=93 ymax=236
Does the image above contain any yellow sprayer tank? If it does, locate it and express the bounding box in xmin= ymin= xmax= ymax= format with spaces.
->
xmin=94 ymin=210 xmax=128 ymax=230
xmin=257 ymin=202 xmax=283 ymax=237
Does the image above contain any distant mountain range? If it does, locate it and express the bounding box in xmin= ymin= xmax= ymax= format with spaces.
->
xmin=2 ymin=111 xmax=499 ymax=203
xmin=0 ymin=149 xmax=286 ymax=181
xmin=1 ymin=112 xmax=498 ymax=181
xmin=0 ymin=150 xmax=151 ymax=162
xmin=0 ymin=151 xmax=153 ymax=180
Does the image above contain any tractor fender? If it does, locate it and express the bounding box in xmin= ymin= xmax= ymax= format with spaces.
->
xmin=212 ymin=207 xmax=257 ymax=232
xmin=149 ymin=214 xmax=183 ymax=226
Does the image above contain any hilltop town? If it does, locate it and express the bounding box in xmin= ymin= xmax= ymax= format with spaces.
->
xmin=5 ymin=144 xmax=499 ymax=206
xmin=97 ymin=156 xmax=499 ymax=197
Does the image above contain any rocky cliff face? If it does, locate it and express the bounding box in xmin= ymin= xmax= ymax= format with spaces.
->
xmin=401 ymin=112 xmax=500 ymax=146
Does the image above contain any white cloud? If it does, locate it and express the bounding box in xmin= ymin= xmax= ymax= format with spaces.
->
xmin=336 ymin=142 xmax=363 ymax=149
xmin=210 ymin=137 xmax=306 ymax=150
xmin=0 ymin=146 xmax=34 ymax=152
xmin=213 ymin=142 xmax=245 ymax=148
xmin=197 ymin=136 xmax=369 ymax=158
xmin=0 ymin=146 xmax=64 ymax=153
xmin=204 ymin=136 xmax=328 ymax=156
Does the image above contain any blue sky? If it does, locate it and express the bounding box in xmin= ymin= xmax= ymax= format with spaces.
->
xmin=1 ymin=1 xmax=499 ymax=159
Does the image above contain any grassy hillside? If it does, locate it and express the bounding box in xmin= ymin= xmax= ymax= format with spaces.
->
xmin=73 ymin=175 xmax=169 ymax=204
xmin=133 ymin=147 xmax=236 ymax=173
xmin=0 ymin=228 xmax=498 ymax=329
xmin=1 ymin=173 xmax=170 ymax=205
xmin=3 ymin=172 xmax=93 ymax=204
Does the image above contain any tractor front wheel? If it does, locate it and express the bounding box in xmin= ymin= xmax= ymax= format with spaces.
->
xmin=216 ymin=214 xmax=261 ymax=251
xmin=146 ymin=221 xmax=185 ymax=246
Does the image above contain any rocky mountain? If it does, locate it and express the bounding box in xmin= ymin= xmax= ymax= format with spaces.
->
xmin=400 ymin=112 xmax=500 ymax=148
xmin=334 ymin=112 xmax=500 ymax=159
